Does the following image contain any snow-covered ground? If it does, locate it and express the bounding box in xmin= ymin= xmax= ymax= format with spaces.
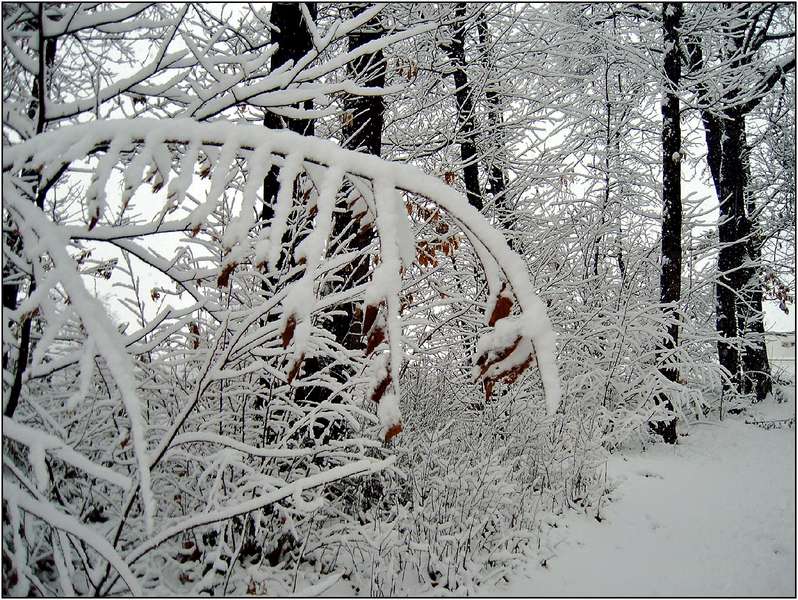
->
xmin=489 ymin=389 xmax=796 ymax=598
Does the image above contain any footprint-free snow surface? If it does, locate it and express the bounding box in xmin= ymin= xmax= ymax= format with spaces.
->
xmin=493 ymin=402 xmax=796 ymax=597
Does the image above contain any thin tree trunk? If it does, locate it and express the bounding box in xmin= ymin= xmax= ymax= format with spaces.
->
xmin=653 ymin=1 xmax=682 ymax=444
xmin=4 ymin=7 xmax=56 ymax=418
xmin=738 ymin=124 xmax=772 ymax=400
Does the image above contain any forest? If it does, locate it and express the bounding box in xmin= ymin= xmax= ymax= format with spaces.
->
xmin=1 ymin=2 xmax=795 ymax=596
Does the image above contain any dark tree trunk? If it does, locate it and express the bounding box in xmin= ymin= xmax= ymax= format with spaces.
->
xmin=738 ymin=125 xmax=772 ymax=400
xmin=299 ymin=5 xmax=386 ymax=422
xmin=330 ymin=3 xmax=385 ymax=348
xmin=445 ymin=3 xmax=483 ymax=212
xmin=341 ymin=4 xmax=385 ymax=157
xmin=255 ymin=3 xmax=317 ymax=414
xmin=653 ymin=1 xmax=682 ymax=444
xmin=328 ymin=3 xmax=385 ymax=358
xmin=687 ymin=6 xmax=793 ymax=405
xmin=701 ymin=110 xmax=723 ymax=201
xmin=261 ymin=2 xmax=317 ymax=223
xmin=689 ymin=37 xmax=742 ymax=400
xmin=714 ymin=111 xmax=747 ymax=396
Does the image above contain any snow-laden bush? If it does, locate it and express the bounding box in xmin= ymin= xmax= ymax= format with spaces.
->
xmin=2 ymin=118 xmax=561 ymax=595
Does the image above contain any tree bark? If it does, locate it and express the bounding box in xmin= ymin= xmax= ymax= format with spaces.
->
xmin=714 ymin=111 xmax=748 ymax=396
xmin=653 ymin=1 xmax=682 ymax=444
xmin=3 ymin=6 xmax=56 ymax=418
xmin=738 ymin=124 xmax=772 ymax=400
xmin=301 ymin=4 xmax=387 ymax=421
xmin=261 ymin=3 xmax=317 ymax=223
xmin=256 ymin=3 xmax=317 ymax=414
xmin=329 ymin=3 xmax=386 ymax=357
xmin=687 ymin=5 xmax=793 ymax=403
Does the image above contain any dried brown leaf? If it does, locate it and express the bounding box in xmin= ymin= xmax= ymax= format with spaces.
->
xmin=366 ymin=326 xmax=385 ymax=356
xmin=475 ymin=335 xmax=522 ymax=380
xmin=488 ymin=283 xmax=513 ymax=326
xmin=217 ymin=262 xmax=236 ymax=288
xmin=371 ymin=373 xmax=392 ymax=403
xmin=287 ymin=353 xmax=304 ymax=383
xmin=384 ymin=422 xmax=402 ymax=443
xmin=281 ymin=315 xmax=297 ymax=349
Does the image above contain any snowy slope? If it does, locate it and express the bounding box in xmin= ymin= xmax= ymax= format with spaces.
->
xmin=489 ymin=395 xmax=796 ymax=597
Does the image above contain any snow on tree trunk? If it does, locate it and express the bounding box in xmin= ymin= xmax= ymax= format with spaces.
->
xmin=653 ymin=1 xmax=683 ymax=444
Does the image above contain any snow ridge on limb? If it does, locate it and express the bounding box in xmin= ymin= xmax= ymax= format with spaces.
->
xmin=2 ymin=117 xmax=562 ymax=417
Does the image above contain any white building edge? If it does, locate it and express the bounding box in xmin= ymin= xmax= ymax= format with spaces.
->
xmin=764 ymin=301 xmax=796 ymax=381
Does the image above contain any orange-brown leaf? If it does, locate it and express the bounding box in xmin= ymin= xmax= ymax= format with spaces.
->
xmin=190 ymin=321 xmax=200 ymax=349
xmin=281 ymin=315 xmax=297 ymax=349
xmin=287 ymin=353 xmax=304 ymax=383
xmin=499 ymin=353 xmax=536 ymax=386
xmin=384 ymin=422 xmax=402 ymax=443
xmin=475 ymin=335 xmax=522 ymax=380
xmin=366 ymin=326 xmax=385 ymax=356
xmin=217 ymin=262 xmax=236 ymax=288
xmin=483 ymin=379 xmax=495 ymax=401
xmin=488 ymin=283 xmax=513 ymax=326
xmin=371 ymin=373 xmax=392 ymax=403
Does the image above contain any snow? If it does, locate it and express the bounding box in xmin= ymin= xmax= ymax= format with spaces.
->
xmin=5 ymin=182 xmax=153 ymax=531
xmin=265 ymin=153 xmax=303 ymax=272
xmin=167 ymin=137 xmax=201 ymax=213
xmin=4 ymin=479 xmax=143 ymax=596
xmin=4 ymin=115 xmax=563 ymax=423
xmin=189 ymin=137 xmax=237 ymax=234
xmin=125 ymin=456 xmax=395 ymax=566
xmin=488 ymin=404 xmax=796 ymax=597
xmin=66 ymin=340 xmax=95 ymax=411
xmin=765 ymin=300 xmax=795 ymax=333
xmin=377 ymin=393 xmax=402 ymax=441
xmin=372 ymin=178 xmax=407 ymax=420
xmin=3 ymin=416 xmax=133 ymax=492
